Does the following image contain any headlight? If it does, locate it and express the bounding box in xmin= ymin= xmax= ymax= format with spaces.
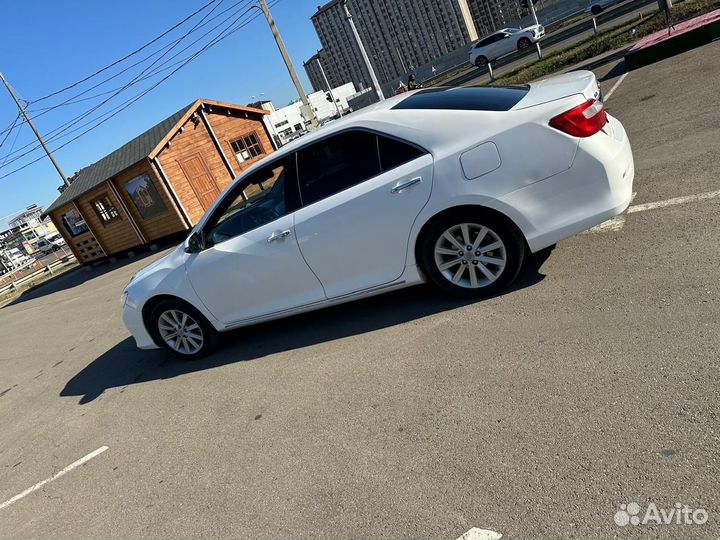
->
xmin=121 ymin=291 xmax=128 ymax=307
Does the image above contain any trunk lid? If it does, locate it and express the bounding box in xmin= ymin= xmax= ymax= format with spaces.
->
xmin=512 ymin=70 xmax=601 ymax=110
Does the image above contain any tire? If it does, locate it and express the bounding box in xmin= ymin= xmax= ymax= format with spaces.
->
xmin=474 ymin=55 xmax=488 ymax=68
xmin=420 ymin=210 xmax=525 ymax=299
xmin=517 ymin=37 xmax=532 ymax=50
xmin=149 ymin=299 xmax=219 ymax=360
xmin=590 ymin=5 xmax=603 ymax=14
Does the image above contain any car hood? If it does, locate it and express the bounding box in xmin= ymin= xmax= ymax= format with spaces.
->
xmin=129 ymin=243 xmax=186 ymax=287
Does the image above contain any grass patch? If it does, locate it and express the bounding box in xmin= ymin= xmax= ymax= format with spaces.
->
xmin=491 ymin=0 xmax=719 ymax=85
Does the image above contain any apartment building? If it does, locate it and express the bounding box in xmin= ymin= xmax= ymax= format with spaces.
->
xmin=305 ymin=0 xmax=475 ymax=92
xmin=467 ymin=0 xmax=524 ymax=36
xmin=304 ymin=49 xmax=344 ymax=92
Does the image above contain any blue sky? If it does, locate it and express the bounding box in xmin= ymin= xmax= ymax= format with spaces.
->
xmin=0 ymin=0 xmax=323 ymax=228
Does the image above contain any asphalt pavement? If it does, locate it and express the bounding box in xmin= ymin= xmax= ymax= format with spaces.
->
xmin=1 ymin=42 xmax=719 ymax=539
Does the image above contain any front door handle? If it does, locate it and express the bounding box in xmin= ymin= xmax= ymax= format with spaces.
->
xmin=391 ymin=177 xmax=422 ymax=194
xmin=267 ymin=229 xmax=291 ymax=243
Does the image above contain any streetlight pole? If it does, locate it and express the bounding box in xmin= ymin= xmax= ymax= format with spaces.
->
xmin=258 ymin=0 xmax=318 ymax=127
xmin=0 ymin=72 xmax=69 ymax=186
xmin=315 ymin=58 xmax=343 ymax=117
xmin=342 ymin=0 xmax=385 ymax=100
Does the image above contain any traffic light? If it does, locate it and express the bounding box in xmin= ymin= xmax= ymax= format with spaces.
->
xmin=325 ymin=92 xmax=333 ymax=102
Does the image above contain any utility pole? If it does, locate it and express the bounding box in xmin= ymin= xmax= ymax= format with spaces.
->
xmin=342 ymin=0 xmax=385 ymax=100
xmin=316 ymin=58 xmax=342 ymax=117
xmin=0 ymin=72 xmax=69 ymax=186
xmin=258 ymin=0 xmax=318 ymax=128
xmin=529 ymin=0 xmax=540 ymax=26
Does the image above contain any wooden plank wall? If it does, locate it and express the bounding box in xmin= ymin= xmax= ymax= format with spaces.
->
xmin=157 ymin=107 xmax=274 ymax=224
xmin=206 ymin=108 xmax=275 ymax=177
xmin=110 ymin=160 xmax=187 ymax=242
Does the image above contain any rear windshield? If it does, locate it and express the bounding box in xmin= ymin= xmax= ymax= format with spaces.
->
xmin=392 ymin=86 xmax=529 ymax=112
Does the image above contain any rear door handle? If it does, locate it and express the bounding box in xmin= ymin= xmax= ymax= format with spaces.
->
xmin=267 ymin=229 xmax=291 ymax=243
xmin=391 ymin=177 xmax=422 ymax=194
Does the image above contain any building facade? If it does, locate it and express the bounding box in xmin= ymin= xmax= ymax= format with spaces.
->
xmin=467 ymin=0 xmax=524 ymax=36
xmin=305 ymin=0 xmax=484 ymax=92
xmin=4 ymin=205 xmax=57 ymax=256
xmin=44 ymin=99 xmax=275 ymax=264
xmin=268 ymin=83 xmax=357 ymax=144
xmin=304 ymin=0 xmax=532 ymax=94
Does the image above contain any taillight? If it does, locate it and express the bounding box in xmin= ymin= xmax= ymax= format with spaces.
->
xmin=549 ymin=98 xmax=607 ymax=137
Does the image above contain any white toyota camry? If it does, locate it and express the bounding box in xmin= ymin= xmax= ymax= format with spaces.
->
xmin=122 ymin=70 xmax=634 ymax=359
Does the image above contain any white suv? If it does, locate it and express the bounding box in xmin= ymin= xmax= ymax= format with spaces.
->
xmin=469 ymin=25 xmax=545 ymax=67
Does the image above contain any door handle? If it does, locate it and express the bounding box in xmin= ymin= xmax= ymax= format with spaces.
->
xmin=391 ymin=177 xmax=422 ymax=194
xmin=267 ymin=229 xmax=291 ymax=243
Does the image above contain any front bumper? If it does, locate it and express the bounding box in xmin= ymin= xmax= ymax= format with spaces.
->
xmin=122 ymin=300 xmax=160 ymax=350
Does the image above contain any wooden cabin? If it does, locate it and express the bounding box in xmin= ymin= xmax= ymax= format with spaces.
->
xmin=43 ymin=99 xmax=275 ymax=263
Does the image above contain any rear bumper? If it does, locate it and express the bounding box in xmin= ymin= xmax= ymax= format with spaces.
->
xmin=498 ymin=113 xmax=634 ymax=252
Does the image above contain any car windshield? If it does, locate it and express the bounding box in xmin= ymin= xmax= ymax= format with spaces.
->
xmin=504 ymin=28 xmax=521 ymax=33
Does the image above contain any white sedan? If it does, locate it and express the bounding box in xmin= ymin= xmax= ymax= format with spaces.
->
xmin=122 ymin=70 xmax=634 ymax=359
xmin=469 ymin=25 xmax=545 ymax=67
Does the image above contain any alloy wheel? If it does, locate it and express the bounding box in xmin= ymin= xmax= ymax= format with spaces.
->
xmin=433 ymin=223 xmax=507 ymax=289
xmin=158 ymin=309 xmax=204 ymax=355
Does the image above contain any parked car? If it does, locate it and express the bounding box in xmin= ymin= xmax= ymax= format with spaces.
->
xmin=586 ymin=0 xmax=623 ymax=15
xmin=122 ymin=70 xmax=634 ymax=359
xmin=469 ymin=25 xmax=545 ymax=67
xmin=36 ymin=233 xmax=66 ymax=254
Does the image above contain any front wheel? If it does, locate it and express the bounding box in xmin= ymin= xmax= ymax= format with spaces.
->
xmin=150 ymin=299 xmax=219 ymax=360
xmin=420 ymin=211 xmax=525 ymax=298
xmin=474 ymin=55 xmax=488 ymax=68
xmin=517 ymin=37 xmax=532 ymax=50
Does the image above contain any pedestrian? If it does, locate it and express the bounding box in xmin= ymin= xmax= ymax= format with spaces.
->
xmin=408 ymin=74 xmax=422 ymax=90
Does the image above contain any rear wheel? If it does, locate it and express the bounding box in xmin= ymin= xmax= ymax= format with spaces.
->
xmin=150 ymin=299 xmax=219 ymax=360
xmin=420 ymin=210 xmax=525 ymax=298
xmin=517 ymin=37 xmax=532 ymax=49
xmin=475 ymin=55 xmax=488 ymax=68
xmin=590 ymin=5 xmax=603 ymax=14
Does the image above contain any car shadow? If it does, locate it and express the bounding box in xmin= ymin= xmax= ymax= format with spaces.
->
xmin=61 ymin=246 xmax=555 ymax=404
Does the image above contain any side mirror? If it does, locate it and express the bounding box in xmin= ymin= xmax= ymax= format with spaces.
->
xmin=504 ymin=33 xmax=512 ymax=38
xmin=185 ymin=231 xmax=205 ymax=254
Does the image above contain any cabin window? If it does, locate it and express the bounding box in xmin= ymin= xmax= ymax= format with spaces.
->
xmin=91 ymin=194 xmax=121 ymax=225
xmin=60 ymin=209 xmax=90 ymax=237
xmin=230 ymin=132 xmax=265 ymax=164
xmin=124 ymin=174 xmax=167 ymax=219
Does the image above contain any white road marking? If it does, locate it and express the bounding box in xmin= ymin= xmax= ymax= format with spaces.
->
xmin=604 ymin=72 xmax=628 ymax=101
xmin=0 ymin=446 xmax=108 ymax=511
xmin=589 ymin=189 xmax=720 ymax=234
xmin=627 ymin=189 xmax=720 ymax=213
xmin=456 ymin=528 xmax=503 ymax=540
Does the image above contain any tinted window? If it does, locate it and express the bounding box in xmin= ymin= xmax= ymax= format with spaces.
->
xmin=206 ymin=158 xmax=293 ymax=245
xmin=297 ymin=130 xmax=381 ymax=205
xmin=392 ymin=86 xmax=529 ymax=112
xmin=378 ymin=136 xmax=424 ymax=172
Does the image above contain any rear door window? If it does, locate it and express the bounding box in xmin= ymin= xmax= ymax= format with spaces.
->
xmin=296 ymin=130 xmax=381 ymax=206
xmin=377 ymin=135 xmax=425 ymax=172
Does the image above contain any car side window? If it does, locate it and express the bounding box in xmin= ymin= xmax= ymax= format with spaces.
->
xmin=377 ymin=135 xmax=425 ymax=172
xmin=296 ymin=130 xmax=381 ymax=206
xmin=205 ymin=157 xmax=294 ymax=246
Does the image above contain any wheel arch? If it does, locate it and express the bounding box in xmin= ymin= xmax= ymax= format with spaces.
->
xmin=413 ymin=204 xmax=528 ymax=275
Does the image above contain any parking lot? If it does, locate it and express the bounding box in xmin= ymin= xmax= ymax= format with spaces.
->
xmin=1 ymin=42 xmax=719 ymax=539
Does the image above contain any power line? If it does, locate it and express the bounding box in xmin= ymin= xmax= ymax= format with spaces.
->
xmin=0 ymin=0 xmax=283 ymax=181
xmin=29 ymin=0 xmax=223 ymax=105
xmin=0 ymin=0 xmax=257 ymax=166
xmin=27 ymin=0 xmax=254 ymax=118
xmin=0 ymin=113 xmax=21 ymax=151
